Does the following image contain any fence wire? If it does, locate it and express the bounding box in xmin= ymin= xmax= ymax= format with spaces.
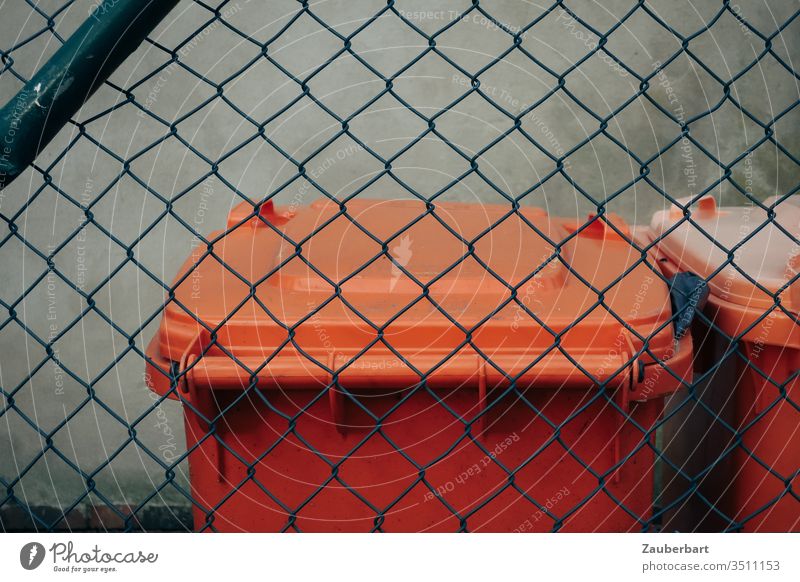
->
xmin=0 ymin=0 xmax=798 ymax=532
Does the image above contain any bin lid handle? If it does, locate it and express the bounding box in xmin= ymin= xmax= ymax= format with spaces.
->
xmin=179 ymin=327 xmax=214 ymax=393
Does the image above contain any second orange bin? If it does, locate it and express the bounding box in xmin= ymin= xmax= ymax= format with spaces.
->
xmin=649 ymin=196 xmax=799 ymax=532
xmin=146 ymin=199 xmax=692 ymax=532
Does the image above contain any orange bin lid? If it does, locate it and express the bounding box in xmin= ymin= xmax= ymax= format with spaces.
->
xmin=650 ymin=195 xmax=799 ymax=350
xmin=650 ymin=196 xmax=799 ymax=315
xmin=157 ymin=199 xmax=676 ymax=389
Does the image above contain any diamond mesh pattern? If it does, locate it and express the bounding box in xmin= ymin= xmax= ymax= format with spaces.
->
xmin=0 ymin=0 xmax=798 ymax=532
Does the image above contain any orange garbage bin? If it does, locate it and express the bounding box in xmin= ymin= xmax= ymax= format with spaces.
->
xmin=649 ymin=195 xmax=800 ymax=532
xmin=146 ymin=199 xmax=692 ymax=532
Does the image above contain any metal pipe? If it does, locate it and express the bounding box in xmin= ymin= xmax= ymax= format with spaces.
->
xmin=0 ymin=0 xmax=181 ymax=190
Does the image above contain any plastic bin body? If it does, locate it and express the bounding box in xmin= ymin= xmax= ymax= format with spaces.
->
xmin=146 ymin=199 xmax=691 ymax=532
xmin=650 ymin=196 xmax=799 ymax=532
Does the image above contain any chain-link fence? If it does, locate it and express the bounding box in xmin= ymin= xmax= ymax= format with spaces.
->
xmin=0 ymin=0 xmax=798 ymax=532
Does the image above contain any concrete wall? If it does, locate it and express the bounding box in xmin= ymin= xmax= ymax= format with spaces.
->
xmin=0 ymin=0 xmax=797 ymax=527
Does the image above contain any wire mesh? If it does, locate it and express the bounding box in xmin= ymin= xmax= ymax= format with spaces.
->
xmin=0 ymin=0 xmax=798 ymax=532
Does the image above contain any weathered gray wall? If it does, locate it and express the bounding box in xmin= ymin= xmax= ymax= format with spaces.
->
xmin=0 ymin=0 xmax=797 ymax=521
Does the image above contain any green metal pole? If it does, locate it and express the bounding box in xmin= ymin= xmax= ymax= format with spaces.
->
xmin=0 ymin=0 xmax=181 ymax=190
